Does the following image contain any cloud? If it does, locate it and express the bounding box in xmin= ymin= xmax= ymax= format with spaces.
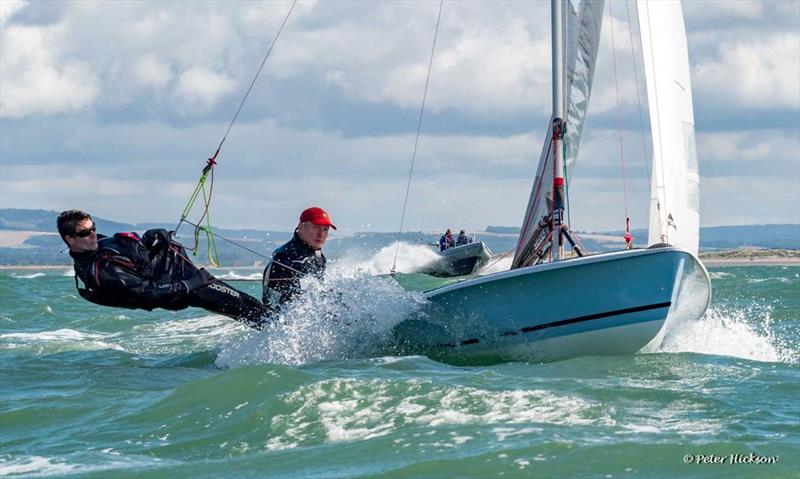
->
xmin=0 ymin=5 xmax=98 ymax=118
xmin=175 ymin=68 xmax=236 ymax=113
xmin=1 ymin=1 xmax=798 ymax=231
xmin=693 ymin=35 xmax=800 ymax=110
xmin=0 ymin=0 xmax=25 ymax=25
xmin=133 ymin=55 xmax=172 ymax=89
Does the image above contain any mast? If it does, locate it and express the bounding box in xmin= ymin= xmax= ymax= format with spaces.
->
xmin=551 ymin=0 xmax=567 ymax=260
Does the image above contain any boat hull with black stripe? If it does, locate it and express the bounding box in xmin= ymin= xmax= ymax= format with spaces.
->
xmin=393 ymin=247 xmax=710 ymax=364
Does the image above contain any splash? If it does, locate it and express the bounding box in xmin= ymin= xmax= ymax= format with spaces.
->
xmin=476 ymin=253 xmax=513 ymax=275
xmin=658 ymin=305 xmax=797 ymax=364
xmin=216 ymin=271 xmax=426 ymax=367
xmin=338 ymin=242 xmax=441 ymax=275
xmin=214 ymin=270 xmax=262 ymax=281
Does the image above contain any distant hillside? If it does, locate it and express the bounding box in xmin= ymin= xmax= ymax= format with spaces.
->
xmin=1 ymin=209 xmax=798 ymax=265
xmin=485 ymin=223 xmax=800 ymax=250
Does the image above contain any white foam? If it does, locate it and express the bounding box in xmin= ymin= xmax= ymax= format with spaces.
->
xmin=214 ymin=270 xmax=262 ymax=281
xmin=124 ymin=314 xmax=241 ymax=354
xmin=658 ymin=305 xmax=796 ymax=363
xmin=0 ymin=454 xmax=177 ymax=477
xmin=0 ymin=456 xmax=77 ymax=477
xmin=339 ymin=242 xmax=441 ymax=275
xmin=0 ymin=328 xmax=124 ymax=353
xmin=708 ymin=271 xmax=733 ymax=280
xmin=215 ymin=271 xmax=426 ymax=367
xmin=269 ymin=378 xmax=608 ymax=446
xmin=11 ymin=272 xmax=46 ymax=279
xmin=476 ymin=254 xmax=513 ymax=275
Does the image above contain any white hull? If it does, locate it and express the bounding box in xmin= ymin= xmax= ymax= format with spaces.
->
xmin=393 ymin=247 xmax=710 ymax=364
xmin=421 ymin=241 xmax=493 ymax=277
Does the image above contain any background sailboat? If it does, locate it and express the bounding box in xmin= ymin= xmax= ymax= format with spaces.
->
xmin=394 ymin=0 xmax=711 ymax=364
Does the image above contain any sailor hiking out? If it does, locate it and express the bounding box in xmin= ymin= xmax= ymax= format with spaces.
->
xmin=59 ymin=210 xmax=269 ymax=329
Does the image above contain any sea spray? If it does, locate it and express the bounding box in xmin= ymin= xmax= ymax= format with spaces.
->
xmin=658 ymin=304 xmax=797 ymax=363
xmin=214 ymin=270 xmax=262 ymax=281
xmin=216 ymin=271 xmax=426 ymax=367
xmin=337 ymin=242 xmax=441 ymax=275
xmin=476 ymin=254 xmax=513 ymax=275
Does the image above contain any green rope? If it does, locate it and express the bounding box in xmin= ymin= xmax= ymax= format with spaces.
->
xmin=178 ymin=168 xmax=220 ymax=267
xmin=200 ymin=187 xmax=220 ymax=267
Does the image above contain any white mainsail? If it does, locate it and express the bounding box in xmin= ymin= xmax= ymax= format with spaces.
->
xmin=638 ymin=0 xmax=700 ymax=254
xmin=512 ymin=0 xmax=605 ymax=268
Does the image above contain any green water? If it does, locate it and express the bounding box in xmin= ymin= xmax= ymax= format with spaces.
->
xmin=1 ymin=265 xmax=798 ymax=477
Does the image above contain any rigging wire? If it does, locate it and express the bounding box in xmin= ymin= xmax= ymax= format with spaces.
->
xmin=624 ymin=0 xmax=653 ymax=195
xmin=607 ymin=0 xmax=633 ymax=248
xmin=174 ymin=0 xmax=298 ymax=263
xmin=178 ymin=218 xmax=304 ymax=275
xmin=390 ymin=0 xmax=445 ymax=274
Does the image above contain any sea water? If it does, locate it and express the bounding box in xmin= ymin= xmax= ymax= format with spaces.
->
xmin=1 ymin=247 xmax=798 ymax=478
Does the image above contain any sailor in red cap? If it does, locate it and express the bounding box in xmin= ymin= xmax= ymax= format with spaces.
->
xmin=262 ymin=206 xmax=336 ymax=311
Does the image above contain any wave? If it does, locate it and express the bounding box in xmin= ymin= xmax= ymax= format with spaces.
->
xmin=0 ymin=453 xmax=176 ymax=477
xmin=10 ymin=272 xmax=46 ymax=279
xmin=0 ymin=328 xmax=125 ymax=354
xmin=658 ymin=305 xmax=797 ymax=364
xmin=214 ymin=270 xmax=262 ymax=281
xmin=746 ymin=277 xmax=793 ymax=284
xmin=708 ymin=271 xmax=734 ymax=280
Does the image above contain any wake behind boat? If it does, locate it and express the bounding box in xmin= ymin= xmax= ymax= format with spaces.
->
xmin=392 ymin=0 xmax=711 ymax=364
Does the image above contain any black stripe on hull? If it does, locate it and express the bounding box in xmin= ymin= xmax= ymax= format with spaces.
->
xmin=436 ymin=301 xmax=672 ymax=348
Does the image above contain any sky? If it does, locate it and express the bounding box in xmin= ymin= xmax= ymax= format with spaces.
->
xmin=1 ymin=0 xmax=798 ymax=234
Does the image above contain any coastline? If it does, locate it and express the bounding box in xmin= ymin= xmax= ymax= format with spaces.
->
xmin=3 ymin=258 xmax=800 ymax=270
xmin=700 ymin=258 xmax=800 ymax=267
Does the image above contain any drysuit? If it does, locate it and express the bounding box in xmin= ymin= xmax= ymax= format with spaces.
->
xmin=70 ymin=229 xmax=268 ymax=329
xmin=261 ymin=232 xmax=326 ymax=312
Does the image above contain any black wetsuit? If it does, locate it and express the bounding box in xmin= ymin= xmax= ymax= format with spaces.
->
xmin=261 ymin=232 xmax=326 ymax=312
xmin=70 ymin=229 xmax=268 ymax=329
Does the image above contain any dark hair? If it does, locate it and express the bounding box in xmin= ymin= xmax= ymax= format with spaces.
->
xmin=57 ymin=209 xmax=93 ymax=240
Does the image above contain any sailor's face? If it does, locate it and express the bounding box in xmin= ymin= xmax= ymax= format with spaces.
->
xmin=65 ymin=218 xmax=98 ymax=253
xmin=297 ymin=221 xmax=329 ymax=250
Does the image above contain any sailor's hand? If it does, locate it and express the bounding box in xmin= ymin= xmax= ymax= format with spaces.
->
xmin=143 ymin=228 xmax=172 ymax=249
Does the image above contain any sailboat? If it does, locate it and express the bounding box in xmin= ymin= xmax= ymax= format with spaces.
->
xmin=393 ymin=0 xmax=711 ymax=363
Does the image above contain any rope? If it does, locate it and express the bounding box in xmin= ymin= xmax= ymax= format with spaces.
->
xmin=607 ymin=0 xmax=632 ymax=246
xmin=178 ymin=218 xmax=304 ymax=275
xmin=624 ymin=0 xmax=652 ymax=194
xmin=174 ymin=0 xmax=298 ymax=263
xmin=391 ymin=0 xmax=444 ymax=275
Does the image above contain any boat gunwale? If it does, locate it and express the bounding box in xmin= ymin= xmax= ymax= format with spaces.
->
xmin=424 ymin=245 xmax=710 ymax=301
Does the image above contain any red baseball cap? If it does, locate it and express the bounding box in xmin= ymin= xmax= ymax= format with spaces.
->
xmin=299 ymin=206 xmax=336 ymax=230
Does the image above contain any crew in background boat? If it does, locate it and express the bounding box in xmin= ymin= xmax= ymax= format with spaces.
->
xmin=456 ymin=230 xmax=470 ymax=246
xmin=439 ymin=229 xmax=454 ymax=251
xmin=58 ymin=209 xmax=269 ymax=329
xmin=262 ymin=206 xmax=334 ymax=313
